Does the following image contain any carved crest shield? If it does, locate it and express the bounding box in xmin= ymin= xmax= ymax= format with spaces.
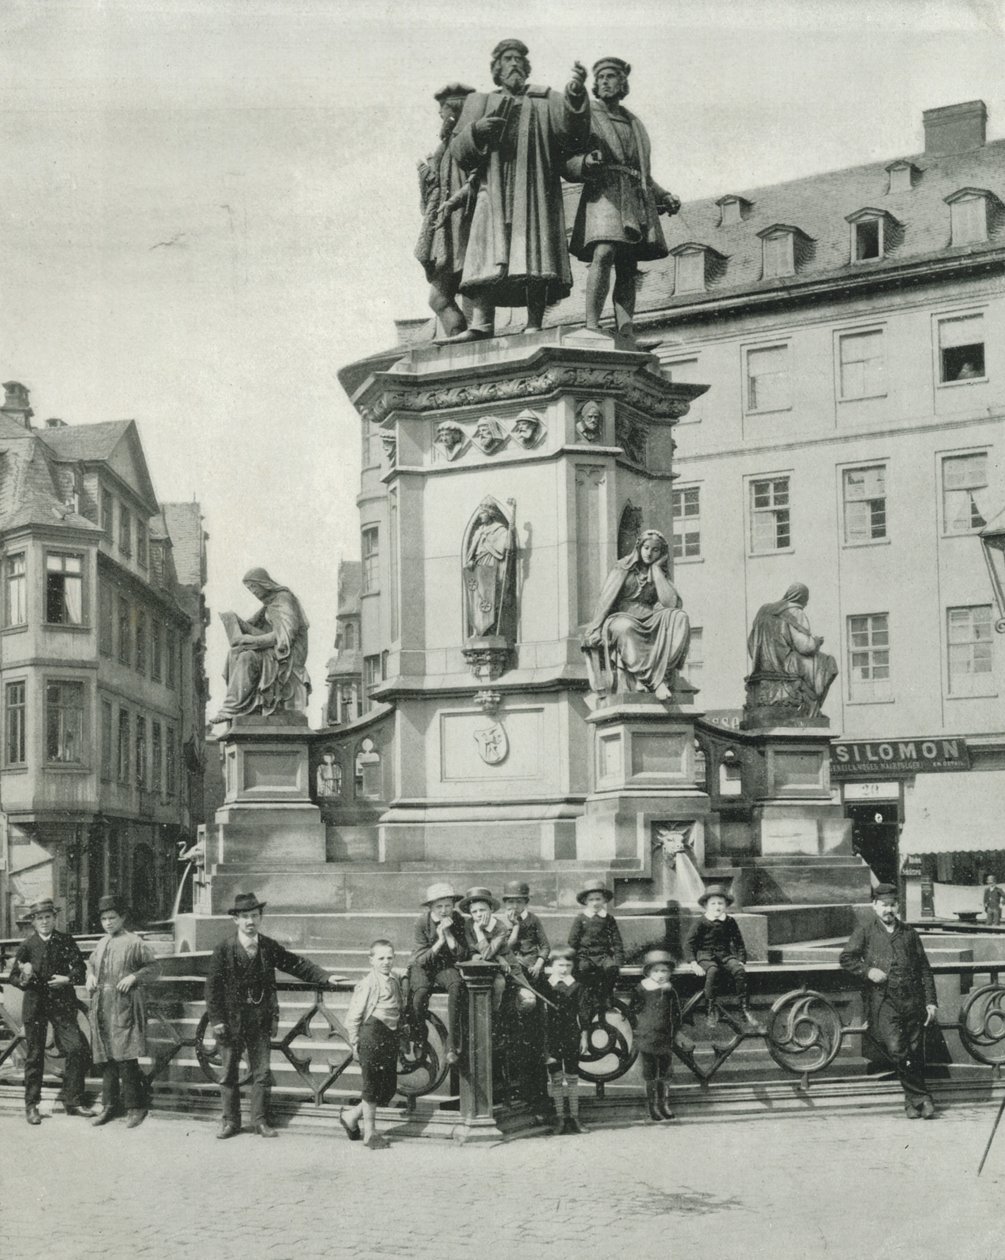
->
xmin=473 ymin=722 xmax=509 ymax=765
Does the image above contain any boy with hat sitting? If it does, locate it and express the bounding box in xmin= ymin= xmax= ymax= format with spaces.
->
xmin=10 ymin=899 xmax=95 ymax=1125
xmin=501 ymin=881 xmax=551 ymax=984
xmin=458 ymin=887 xmax=531 ymax=1013
xmin=544 ymin=945 xmax=591 ymax=1134
xmin=686 ymin=884 xmax=758 ymax=1027
xmin=407 ymin=882 xmax=468 ymax=1066
xmin=205 ymin=892 xmax=343 ymax=1139
xmin=629 ymin=950 xmax=682 ymax=1122
xmin=568 ymin=879 xmax=625 ymax=1023
xmin=86 ymin=894 xmax=159 ymax=1129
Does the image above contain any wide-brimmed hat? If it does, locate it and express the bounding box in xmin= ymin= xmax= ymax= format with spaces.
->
xmin=422 ymin=882 xmax=462 ymax=907
xmin=28 ymin=899 xmax=58 ymax=919
xmin=227 ymin=892 xmax=267 ymax=916
xmin=697 ymin=884 xmax=734 ymax=907
xmin=458 ymin=886 xmax=500 ymax=914
xmin=576 ymin=879 xmax=614 ymax=906
xmin=642 ymin=949 xmax=677 ymax=974
xmin=97 ymin=894 xmax=127 ymax=915
xmin=502 ymin=881 xmax=531 ymax=900
xmin=872 ymin=883 xmax=898 ymax=903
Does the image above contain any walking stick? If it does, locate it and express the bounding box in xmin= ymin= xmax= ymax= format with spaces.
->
xmin=978 ymin=1087 xmax=1005 ymax=1176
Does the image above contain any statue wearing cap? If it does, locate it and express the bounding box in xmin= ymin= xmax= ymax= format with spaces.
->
xmin=212 ymin=568 xmax=310 ymax=722
xmin=445 ymin=38 xmax=591 ymax=340
xmin=564 ymin=57 xmax=680 ymax=341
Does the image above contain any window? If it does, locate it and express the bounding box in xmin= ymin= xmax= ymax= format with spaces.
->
xmin=135 ymin=609 xmax=147 ymax=674
xmin=5 ymin=681 xmax=25 ymax=765
xmin=843 ymin=466 xmax=887 ymax=544
xmin=336 ymin=682 xmax=359 ymax=724
xmin=671 ymin=486 xmax=701 ymax=559
xmin=750 ymin=477 xmax=791 ymax=553
xmin=135 ymin=716 xmax=146 ymax=787
xmin=166 ymin=630 xmax=176 ymax=689
xmin=761 ymin=231 xmax=794 ymax=278
xmin=118 ymin=709 xmax=130 ymax=782
xmin=166 ymin=726 xmax=176 ymax=797
xmin=838 ymin=330 xmax=886 ymax=399
xmin=361 ymin=526 xmax=379 ymax=594
xmin=5 ymin=553 xmax=26 ymax=626
xmin=848 ymin=613 xmax=891 ymax=702
xmin=119 ymin=505 xmax=132 ymax=556
xmin=118 ymin=596 xmax=131 ymax=665
xmin=136 ymin=520 xmax=148 ymax=568
xmin=948 ymin=194 xmax=988 ymax=246
xmin=46 ymin=681 xmax=84 ymax=763
xmin=675 ymin=249 xmax=705 ymax=294
xmin=942 ymin=452 xmax=988 ymax=534
xmin=98 ymin=580 xmax=113 ymax=655
xmin=45 ymin=553 xmax=84 ymax=625
xmin=938 ymin=314 xmax=985 ymax=383
xmin=364 ymin=654 xmax=382 ymax=701
xmin=746 ymin=345 xmax=791 ymax=412
xmin=101 ymin=488 xmax=114 ymax=540
xmin=100 ymin=700 xmax=112 ymax=781
xmin=151 ymin=619 xmax=163 ymax=681
xmin=687 ymin=627 xmax=703 ymax=687
xmin=947 ymin=606 xmax=994 ymax=696
xmin=340 ymin=622 xmax=356 ymax=651
xmin=152 ymin=721 xmax=163 ymax=792
xmin=853 ymin=218 xmax=881 ymax=261
xmin=363 ymin=421 xmax=383 ymax=468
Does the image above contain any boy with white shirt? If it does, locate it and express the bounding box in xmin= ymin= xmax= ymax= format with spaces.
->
xmin=341 ymin=939 xmax=403 ymax=1150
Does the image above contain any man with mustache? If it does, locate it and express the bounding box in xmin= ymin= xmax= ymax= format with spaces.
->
xmin=447 ymin=38 xmax=590 ymax=341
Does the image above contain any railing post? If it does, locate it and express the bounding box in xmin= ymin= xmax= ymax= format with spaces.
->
xmin=455 ymin=961 xmax=505 ymax=1143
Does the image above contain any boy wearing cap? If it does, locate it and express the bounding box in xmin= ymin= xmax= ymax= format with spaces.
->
xmin=545 ymin=945 xmax=591 ymax=1134
xmin=205 ymin=892 xmax=342 ymax=1139
xmin=629 ymin=950 xmax=682 ymax=1122
xmin=86 ymin=894 xmax=158 ymax=1129
xmin=840 ymin=883 xmax=938 ymax=1119
xmin=686 ymin=885 xmax=758 ymax=1027
xmin=459 ymin=887 xmax=515 ymax=1012
xmin=407 ymin=882 xmax=469 ymax=1066
xmin=341 ymin=939 xmax=404 ymax=1150
xmin=11 ymin=899 xmax=94 ymax=1125
xmin=501 ymin=881 xmax=551 ymax=987
xmin=568 ymin=879 xmax=625 ymax=1022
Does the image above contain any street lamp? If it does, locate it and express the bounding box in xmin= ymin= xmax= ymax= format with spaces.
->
xmin=979 ymin=515 xmax=1005 ymax=634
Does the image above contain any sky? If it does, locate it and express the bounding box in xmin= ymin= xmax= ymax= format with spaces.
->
xmin=0 ymin=0 xmax=1002 ymax=716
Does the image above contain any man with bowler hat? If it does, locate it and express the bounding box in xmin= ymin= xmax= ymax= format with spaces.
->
xmin=10 ymin=899 xmax=95 ymax=1125
xmin=205 ymin=892 xmax=342 ymax=1138
xmin=840 ymin=883 xmax=938 ymax=1118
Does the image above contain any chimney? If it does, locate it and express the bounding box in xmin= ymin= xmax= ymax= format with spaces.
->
xmin=923 ymin=101 xmax=987 ymax=157
xmin=45 ymin=417 xmax=67 ymax=428
xmin=1 ymin=381 xmax=33 ymax=428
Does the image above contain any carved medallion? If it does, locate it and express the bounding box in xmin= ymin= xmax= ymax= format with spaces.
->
xmin=474 ymin=721 xmax=509 ymax=765
xmin=576 ymin=400 xmax=604 ymax=443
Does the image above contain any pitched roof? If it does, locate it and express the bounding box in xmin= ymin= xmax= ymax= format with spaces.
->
xmin=0 ymin=431 xmax=99 ymax=533
xmin=37 ymin=419 xmax=133 ymax=461
xmin=161 ymin=502 xmax=205 ymax=588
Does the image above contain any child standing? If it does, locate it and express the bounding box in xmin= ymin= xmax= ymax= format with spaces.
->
xmin=629 ymin=949 xmax=681 ymax=1122
xmin=983 ymin=875 xmax=1003 ymax=926
xmin=568 ymin=878 xmax=625 ymax=1022
xmin=686 ymin=885 xmax=759 ymax=1027
xmin=342 ymin=939 xmax=404 ymax=1151
xmin=545 ymin=946 xmax=590 ymax=1135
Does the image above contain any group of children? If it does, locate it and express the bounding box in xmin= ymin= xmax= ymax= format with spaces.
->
xmin=8 ymin=877 xmax=757 ymax=1149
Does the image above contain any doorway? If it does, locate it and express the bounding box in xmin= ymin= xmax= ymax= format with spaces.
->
xmin=847 ymin=801 xmax=900 ymax=885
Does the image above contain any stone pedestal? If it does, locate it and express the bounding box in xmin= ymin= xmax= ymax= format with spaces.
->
xmin=455 ymin=961 xmax=507 ymax=1143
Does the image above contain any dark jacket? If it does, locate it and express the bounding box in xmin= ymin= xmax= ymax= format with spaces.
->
xmin=463 ymin=915 xmax=511 ymax=965
xmin=629 ymin=981 xmax=681 ymax=1055
xmin=205 ymin=933 xmax=330 ymax=1034
xmin=409 ymin=910 xmax=468 ymax=973
xmin=839 ymin=913 xmax=936 ymax=1014
xmin=12 ymin=930 xmax=86 ymax=1024
xmin=507 ymin=910 xmax=551 ymax=965
xmin=546 ymin=977 xmax=590 ymax=1059
xmin=568 ymin=913 xmax=625 ymax=965
xmin=686 ymin=916 xmax=748 ymax=964
xmin=984 ymin=885 xmax=1004 ymax=911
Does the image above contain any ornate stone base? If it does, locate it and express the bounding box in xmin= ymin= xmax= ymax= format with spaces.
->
xmin=461 ymin=635 xmax=511 ymax=681
xmin=742 ymin=672 xmax=830 ymax=730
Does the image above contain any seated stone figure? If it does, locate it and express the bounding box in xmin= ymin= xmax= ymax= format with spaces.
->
xmin=746 ymin=583 xmax=837 ymax=720
xmin=582 ymin=528 xmax=690 ymax=700
xmin=212 ymin=568 xmax=310 ymax=722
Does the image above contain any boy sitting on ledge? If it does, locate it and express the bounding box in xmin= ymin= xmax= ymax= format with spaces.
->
xmin=686 ymin=885 xmax=760 ymax=1028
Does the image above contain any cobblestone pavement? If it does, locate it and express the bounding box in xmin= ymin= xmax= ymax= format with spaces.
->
xmin=4 ymin=1104 xmax=1005 ymax=1260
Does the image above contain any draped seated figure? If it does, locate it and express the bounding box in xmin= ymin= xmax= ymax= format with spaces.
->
xmin=745 ymin=583 xmax=837 ymax=724
xmin=581 ymin=529 xmax=690 ymax=700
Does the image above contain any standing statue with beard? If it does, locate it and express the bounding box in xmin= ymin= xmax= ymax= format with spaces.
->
xmin=564 ymin=57 xmax=680 ymax=342
xmin=446 ymin=38 xmax=590 ymax=342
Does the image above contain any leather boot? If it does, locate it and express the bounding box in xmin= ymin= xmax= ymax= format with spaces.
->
xmin=740 ymin=1002 xmax=762 ymax=1031
xmin=566 ymin=1085 xmax=590 ymax=1134
xmin=91 ymin=1107 xmax=116 ymax=1127
xmin=25 ymin=1105 xmax=41 ymax=1126
xmin=657 ymin=1081 xmax=676 ymax=1121
xmin=646 ymin=1082 xmax=662 ymax=1121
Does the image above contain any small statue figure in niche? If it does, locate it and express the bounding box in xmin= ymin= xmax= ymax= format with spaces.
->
xmin=746 ymin=583 xmax=837 ymax=720
xmin=615 ymin=414 xmax=647 ymax=466
xmin=576 ymin=399 xmax=604 ymax=443
xmin=463 ymin=498 xmax=517 ymax=639
xmin=471 ymin=416 xmax=506 ymax=455
xmin=511 ymin=409 xmax=543 ymax=448
xmin=582 ymin=529 xmax=689 ymax=701
xmin=435 ymin=421 xmax=466 ymax=461
xmin=415 ymin=83 xmax=477 ymax=338
xmin=563 ymin=58 xmax=680 ymax=342
xmin=316 ymin=751 xmax=342 ymax=799
xmin=212 ymin=568 xmax=310 ymax=721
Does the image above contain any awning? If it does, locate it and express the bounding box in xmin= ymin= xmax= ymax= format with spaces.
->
xmin=900 ymin=769 xmax=1005 ymax=855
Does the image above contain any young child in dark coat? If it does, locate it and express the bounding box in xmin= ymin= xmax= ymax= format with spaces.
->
xmin=545 ymin=946 xmax=590 ymax=1135
xmin=685 ymin=884 xmax=758 ymax=1026
xmin=568 ymin=878 xmax=625 ymax=1022
xmin=629 ymin=949 xmax=681 ymax=1122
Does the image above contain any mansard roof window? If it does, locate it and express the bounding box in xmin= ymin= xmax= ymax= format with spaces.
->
xmin=845 ymin=208 xmax=900 ymax=263
xmin=945 ymin=188 xmax=994 ymax=246
xmin=715 ymin=194 xmax=753 ymax=227
xmin=757 ymin=225 xmax=813 ymax=280
xmin=885 ymin=160 xmax=921 ymax=195
xmin=670 ymin=242 xmax=728 ymax=295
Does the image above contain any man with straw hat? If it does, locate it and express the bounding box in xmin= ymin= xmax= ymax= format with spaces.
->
xmin=407 ymin=882 xmax=468 ymax=1066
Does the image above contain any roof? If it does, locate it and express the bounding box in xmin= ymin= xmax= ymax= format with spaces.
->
xmin=38 ymin=418 xmax=133 ymax=461
xmin=0 ymin=432 xmax=99 ymax=534
xmin=161 ymin=502 xmax=205 ymax=588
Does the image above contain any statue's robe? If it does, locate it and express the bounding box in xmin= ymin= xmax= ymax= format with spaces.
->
xmin=219 ymin=588 xmax=310 ymax=718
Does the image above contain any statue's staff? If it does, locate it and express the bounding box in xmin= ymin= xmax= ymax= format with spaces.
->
xmin=491 ymin=498 xmax=518 ymax=637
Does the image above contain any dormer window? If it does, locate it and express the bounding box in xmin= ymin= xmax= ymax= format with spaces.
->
xmin=757 ymin=225 xmax=812 ymax=280
xmin=845 ymin=208 xmax=898 ymax=263
xmin=945 ymin=188 xmax=993 ymax=245
xmin=670 ymin=243 xmax=727 ymax=295
xmin=885 ymin=160 xmax=920 ymax=195
xmin=715 ymin=194 xmax=753 ymax=227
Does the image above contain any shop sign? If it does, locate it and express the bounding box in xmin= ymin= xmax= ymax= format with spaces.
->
xmin=831 ymin=737 xmax=970 ymax=779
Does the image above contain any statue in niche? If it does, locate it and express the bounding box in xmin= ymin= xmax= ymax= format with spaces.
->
xmin=435 ymin=421 xmax=466 ymax=461
xmin=563 ymin=58 xmax=680 ymax=343
xmin=415 ymin=83 xmax=477 ymax=339
xmin=745 ymin=583 xmax=838 ymax=723
xmin=316 ymin=751 xmax=342 ymax=799
xmin=582 ymin=528 xmax=689 ymax=701
xmin=576 ymin=399 xmax=603 ymax=443
xmin=511 ymin=409 xmax=543 ymax=448
xmin=615 ymin=413 xmax=647 ymax=466
xmin=471 ymin=416 xmax=506 ymax=455
xmin=212 ymin=568 xmax=310 ymax=722
xmin=463 ymin=498 xmax=518 ymax=641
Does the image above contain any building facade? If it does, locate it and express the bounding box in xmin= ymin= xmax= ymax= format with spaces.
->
xmin=0 ymin=383 xmax=208 ymax=934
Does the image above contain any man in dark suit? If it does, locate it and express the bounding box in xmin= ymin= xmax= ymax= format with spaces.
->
xmin=840 ymin=883 xmax=938 ymax=1118
xmin=205 ymin=892 xmax=341 ymax=1139
xmin=11 ymin=899 xmax=95 ymax=1125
